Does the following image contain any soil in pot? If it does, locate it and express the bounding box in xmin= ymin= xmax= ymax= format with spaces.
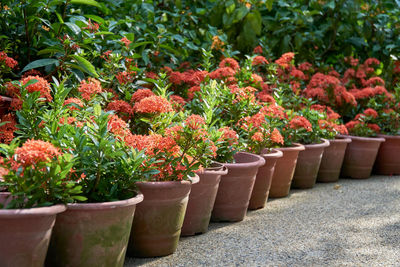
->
xmin=374 ymin=134 xmax=400 ymax=175
xmin=46 ymin=194 xmax=143 ymax=267
xmin=181 ymin=163 xmax=228 ymax=236
xmin=0 ymin=204 xmax=66 ymax=267
xmin=128 ymin=176 xmax=199 ymax=258
xmin=269 ymin=144 xmax=305 ymax=198
xmin=341 ymin=135 xmax=385 ymax=179
xmin=211 ymin=152 xmax=265 ymax=222
xmin=248 ymin=149 xmax=283 ymax=210
xmin=292 ymin=139 xmax=330 ymax=189
xmin=317 ymin=137 xmax=352 ymax=183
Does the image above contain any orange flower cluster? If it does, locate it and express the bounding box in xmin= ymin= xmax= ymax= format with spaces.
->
xmin=0 ymin=113 xmax=17 ymax=144
xmin=170 ymin=95 xmax=186 ymax=111
xmin=106 ymin=100 xmax=134 ymax=120
xmin=271 ymin=128 xmax=284 ymax=144
xmin=275 ymin=52 xmax=295 ymax=68
xmin=218 ymin=127 xmax=239 ymax=146
xmin=59 ymin=117 xmax=84 ymax=128
xmin=21 ymin=75 xmax=52 ymax=101
xmin=83 ymin=19 xmax=99 ymax=33
xmin=290 ymin=116 xmax=312 ymax=132
xmin=116 ymin=71 xmax=136 ymax=85
xmin=185 ymin=114 xmax=206 ymax=130
xmin=134 ymin=96 xmax=173 ymax=114
xmin=11 ymin=139 xmax=61 ymax=168
xmin=253 ymin=45 xmax=263 ymax=54
xmin=252 ymin=56 xmax=269 ymax=66
xmin=78 ymin=78 xmax=102 ymax=101
xmin=0 ymin=51 xmax=18 ymax=69
xmin=260 ymin=104 xmax=287 ymax=119
xmin=219 ymin=58 xmax=240 ymax=71
xmin=257 ymin=91 xmax=275 ymax=104
xmin=120 ymin=37 xmax=131 ymax=49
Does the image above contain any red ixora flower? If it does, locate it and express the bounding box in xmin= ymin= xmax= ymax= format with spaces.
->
xmin=106 ymin=100 xmax=134 ymax=120
xmin=219 ymin=58 xmax=240 ymax=71
xmin=20 ymin=75 xmax=52 ymax=101
xmin=252 ymin=56 xmax=269 ymax=66
xmin=0 ymin=51 xmax=18 ymax=69
xmin=253 ymin=45 xmax=263 ymax=54
xmin=78 ymin=78 xmax=103 ymax=101
xmin=290 ymin=116 xmax=312 ymax=132
xmin=218 ymin=127 xmax=239 ymax=146
xmin=116 ymin=71 xmax=136 ymax=85
xmin=64 ymin=98 xmax=84 ymax=111
xmin=185 ymin=115 xmax=205 ymax=130
xmin=131 ymin=89 xmax=155 ymax=103
xmin=12 ymin=139 xmax=61 ymax=168
xmin=120 ymin=37 xmax=131 ymax=49
xmin=271 ymin=128 xmax=284 ymax=145
xmin=275 ymin=52 xmax=295 ymax=68
xmin=134 ymin=96 xmax=173 ymax=114
xmin=0 ymin=114 xmax=17 ymax=144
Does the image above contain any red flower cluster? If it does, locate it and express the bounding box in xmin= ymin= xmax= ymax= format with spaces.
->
xmin=253 ymin=46 xmax=263 ymax=54
xmin=131 ymin=89 xmax=155 ymax=103
xmin=12 ymin=139 xmax=61 ymax=168
xmin=116 ymin=71 xmax=136 ymax=85
xmin=290 ymin=116 xmax=312 ymax=132
xmin=64 ymin=98 xmax=84 ymax=111
xmin=0 ymin=51 xmax=18 ymax=69
xmin=170 ymin=95 xmax=186 ymax=111
xmin=78 ymin=78 xmax=102 ymax=101
xmin=106 ymin=100 xmax=134 ymax=120
xmin=134 ymin=96 xmax=173 ymax=114
xmin=21 ymin=75 xmax=52 ymax=102
xmin=218 ymin=127 xmax=239 ymax=146
xmin=271 ymin=128 xmax=284 ymax=145
xmin=219 ymin=58 xmax=240 ymax=71
xmin=275 ymin=52 xmax=295 ymax=69
xmin=260 ymin=104 xmax=286 ymax=119
xmin=83 ymin=19 xmax=99 ymax=33
xmin=120 ymin=37 xmax=131 ymax=49
xmin=0 ymin=114 xmax=17 ymax=144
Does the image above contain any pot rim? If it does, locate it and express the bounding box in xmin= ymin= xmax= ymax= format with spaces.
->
xmin=260 ymin=148 xmax=283 ymax=159
xmin=302 ymin=138 xmax=330 ymax=149
xmin=377 ymin=133 xmax=400 ymax=139
xmin=197 ymin=163 xmax=228 ymax=176
xmin=223 ymin=151 xmax=265 ymax=168
xmin=136 ymin=173 xmax=199 ymax=187
xmin=0 ymin=96 xmax=12 ymax=102
xmin=0 ymin=204 xmax=66 ymax=218
xmin=66 ymin=193 xmax=144 ymax=210
xmin=332 ymin=136 xmax=352 ymax=143
xmin=276 ymin=143 xmax=305 ymax=152
xmin=338 ymin=134 xmax=385 ymax=142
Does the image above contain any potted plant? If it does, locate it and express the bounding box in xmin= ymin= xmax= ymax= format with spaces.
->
xmin=125 ymin=113 xmax=219 ymax=257
xmin=45 ymin=112 xmax=146 ymax=267
xmin=237 ymin=110 xmax=284 ymax=210
xmin=0 ymin=139 xmax=82 ymax=267
xmin=341 ymin=108 xmax=385 ymax=179
xmin=310 ymin=105 xmax=352 ymax=183
xmin=290 ymin=108 xmax=330 ymax=189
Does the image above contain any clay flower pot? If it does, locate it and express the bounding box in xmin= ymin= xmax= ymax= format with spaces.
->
xmin=292 ymin=139 xmax=330 ymax=189
xmin=211 ymin=152 xmax=265 ymax=222
xmin=46 ymin=194 xmax=143 ymax=267
xmin=0 ymin=96 xmax=12 ymax=117
xmin=248 ymin=149 xmax=283 ymax=210
xmin=128 ymin=175 xmax=199 ymax=257
xmin=269 ymin=143 xmax=305 ymax=198
xmin=181 ymin=163 xmax=228 ymax=236
xmin=341 ymin=135 xmax=385 ymax=179
xmin=0 ymin=204 xmax=66 ymax=267
xmin=374 ymin=134 xmax=400 ymax=175
xmin=317 ymin=137 xmax=352 ymax=183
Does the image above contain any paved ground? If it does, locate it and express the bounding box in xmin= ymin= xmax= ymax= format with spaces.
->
xmin=125 ymin=175 xmax=400 ymax=266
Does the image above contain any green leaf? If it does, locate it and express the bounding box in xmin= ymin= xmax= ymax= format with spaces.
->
xmin=22 ymin=59 xmax=59 ymax=73
xmin=70 ymin=0 xmax=101 ymax=8
xmin=71 ymin=55 xmax=99 ymax=77
xmin=37 ymin=47 xmax=64 ymax=55
xmin=65 ymin=22 xmax=81 ymax=35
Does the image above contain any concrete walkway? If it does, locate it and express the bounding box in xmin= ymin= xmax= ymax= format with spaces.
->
xmin=126 ymin=176 xmax=400 ymax=266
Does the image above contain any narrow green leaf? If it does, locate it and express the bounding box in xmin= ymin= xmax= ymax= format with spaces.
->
xmin=70 ymin=0 xmax=101 ymax=8
xmin=71 ymin=55 xmax=99 ymax=77
xmin=22 ymin=59 xmax=59 ymax=73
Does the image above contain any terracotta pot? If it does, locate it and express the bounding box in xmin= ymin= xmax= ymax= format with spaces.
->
xmin=0 ymin=96 xmax=12 ymax=117
xmin=211 ymin=152 xmax=265 ymax=222
xmin=0 ymin=191 xmax=11 ymax=207
xmin=0 ymin=204 xmax=66 ymax=267
xmin=317 ymin=137 xmax=352 ymax=183
xmin=374 ymin=134 xmax=400 ymax=175
xmin=46 ymin=194 xmax=143 ymax=267
xmin=128 ymin=175 xmax=199 ymax=257
xmin=292 ymin=139 xmax=330 ymax=189
xmin=248 ymin=149 xmax=283 ymax=210
xmin=181 ymin=163 xmax=228 ymax=236
xmin=269 ymin=144 xmax=305 ymax=198
xmin=341 ymin=135 xmax=385 ymax=179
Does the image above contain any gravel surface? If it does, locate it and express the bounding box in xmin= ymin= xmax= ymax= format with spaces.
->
xmin=125 ymin=175 xmax=400 ymax=266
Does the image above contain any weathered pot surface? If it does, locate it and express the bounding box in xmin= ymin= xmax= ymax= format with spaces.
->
xmin=269 ymin=143 xmax=305 ymax=198
xmin=340 ymin=135 xmax=385 ymax=179
xmin=317 ymin=136 xmax=352 ymax=183
xmin=46 ymin=195 xmax=143 ymax=267
xmin=128 ymin=175 xmax=198 ymax=257
xmin=374 ymin=134 xmax=400 ymax=175
xmin=181 ymin=163 xmax=228 ymax=236
xmin=211 ymin=152 xmax=265 ymax=222
xmin=292 ymin=139 xmax=330 ymax=189
xmin=248 ymin=149 xmax=283 ymax=210
xmin=0 ymin=204 xmax=66 ymax=267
